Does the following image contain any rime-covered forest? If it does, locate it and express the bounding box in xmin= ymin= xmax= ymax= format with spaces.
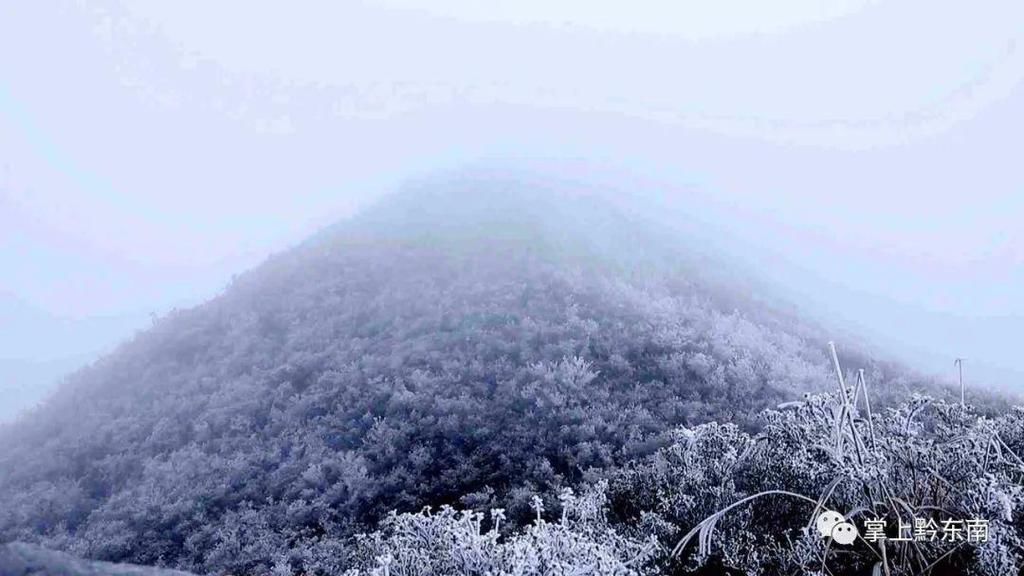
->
xmin=0 ymin=181 xmax=1018 ymax=575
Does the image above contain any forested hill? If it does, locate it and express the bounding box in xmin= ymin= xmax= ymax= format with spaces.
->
xmin=0 ymin=174 xmax=936 ymax=574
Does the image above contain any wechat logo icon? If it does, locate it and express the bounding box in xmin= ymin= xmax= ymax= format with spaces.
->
xmin=816 ymin=510 xmax=858 ymax=545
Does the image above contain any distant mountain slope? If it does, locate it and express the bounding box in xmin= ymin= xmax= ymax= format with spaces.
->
xmin=0 ymin=172 xmax=936 ymax=574
xmin=0 ymin=542 xmax=196 ymax=576
xmin=0 ymin=293 xmax=146 ymax=423
xmin=0 ymin=356 xmax=85 ymax=423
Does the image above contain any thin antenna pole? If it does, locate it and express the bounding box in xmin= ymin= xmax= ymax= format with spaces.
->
xmin=955 ymin=358 xmax=965 ymax=407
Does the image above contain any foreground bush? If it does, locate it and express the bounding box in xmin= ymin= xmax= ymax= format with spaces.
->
xmin=7 ymin=386 xmax=1016 ymax=575
xmin=343 ymin=483 xmax=658 ymax=575
xmin=608 ymin=391 xmax=1024 ymax=575
xmin=344 ymin=387 xmax=1023 ymax=575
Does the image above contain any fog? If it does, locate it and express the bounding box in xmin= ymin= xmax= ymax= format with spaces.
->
xmin=2 ymin=0 xmax=1023 ymax=421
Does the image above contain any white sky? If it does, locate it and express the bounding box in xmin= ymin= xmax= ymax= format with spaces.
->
xmin=1 ymin=0 xmax=1023 ymax=418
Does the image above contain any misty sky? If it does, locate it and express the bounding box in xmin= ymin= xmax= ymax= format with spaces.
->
xmin=2 ymin=0 xmax=1023 ymax=421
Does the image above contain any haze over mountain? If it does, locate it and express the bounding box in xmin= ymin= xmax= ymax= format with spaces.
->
xmin=0 ymin=175 xmax=954 ymax=574
xmin=4 ymin=0 xmax=1024 ymax=423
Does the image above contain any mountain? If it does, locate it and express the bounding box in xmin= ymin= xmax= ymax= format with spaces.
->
xmin=0 ymin=170 xmax=943 ymax=574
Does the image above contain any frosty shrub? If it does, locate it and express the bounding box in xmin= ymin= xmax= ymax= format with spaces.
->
xmin=344 ymin=482 xmax=658 ymax=576
xmin=606 ymin=391 xmax=1024 ymax=575
xmin=344 ymin=388 xmax=1023 ymax=575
